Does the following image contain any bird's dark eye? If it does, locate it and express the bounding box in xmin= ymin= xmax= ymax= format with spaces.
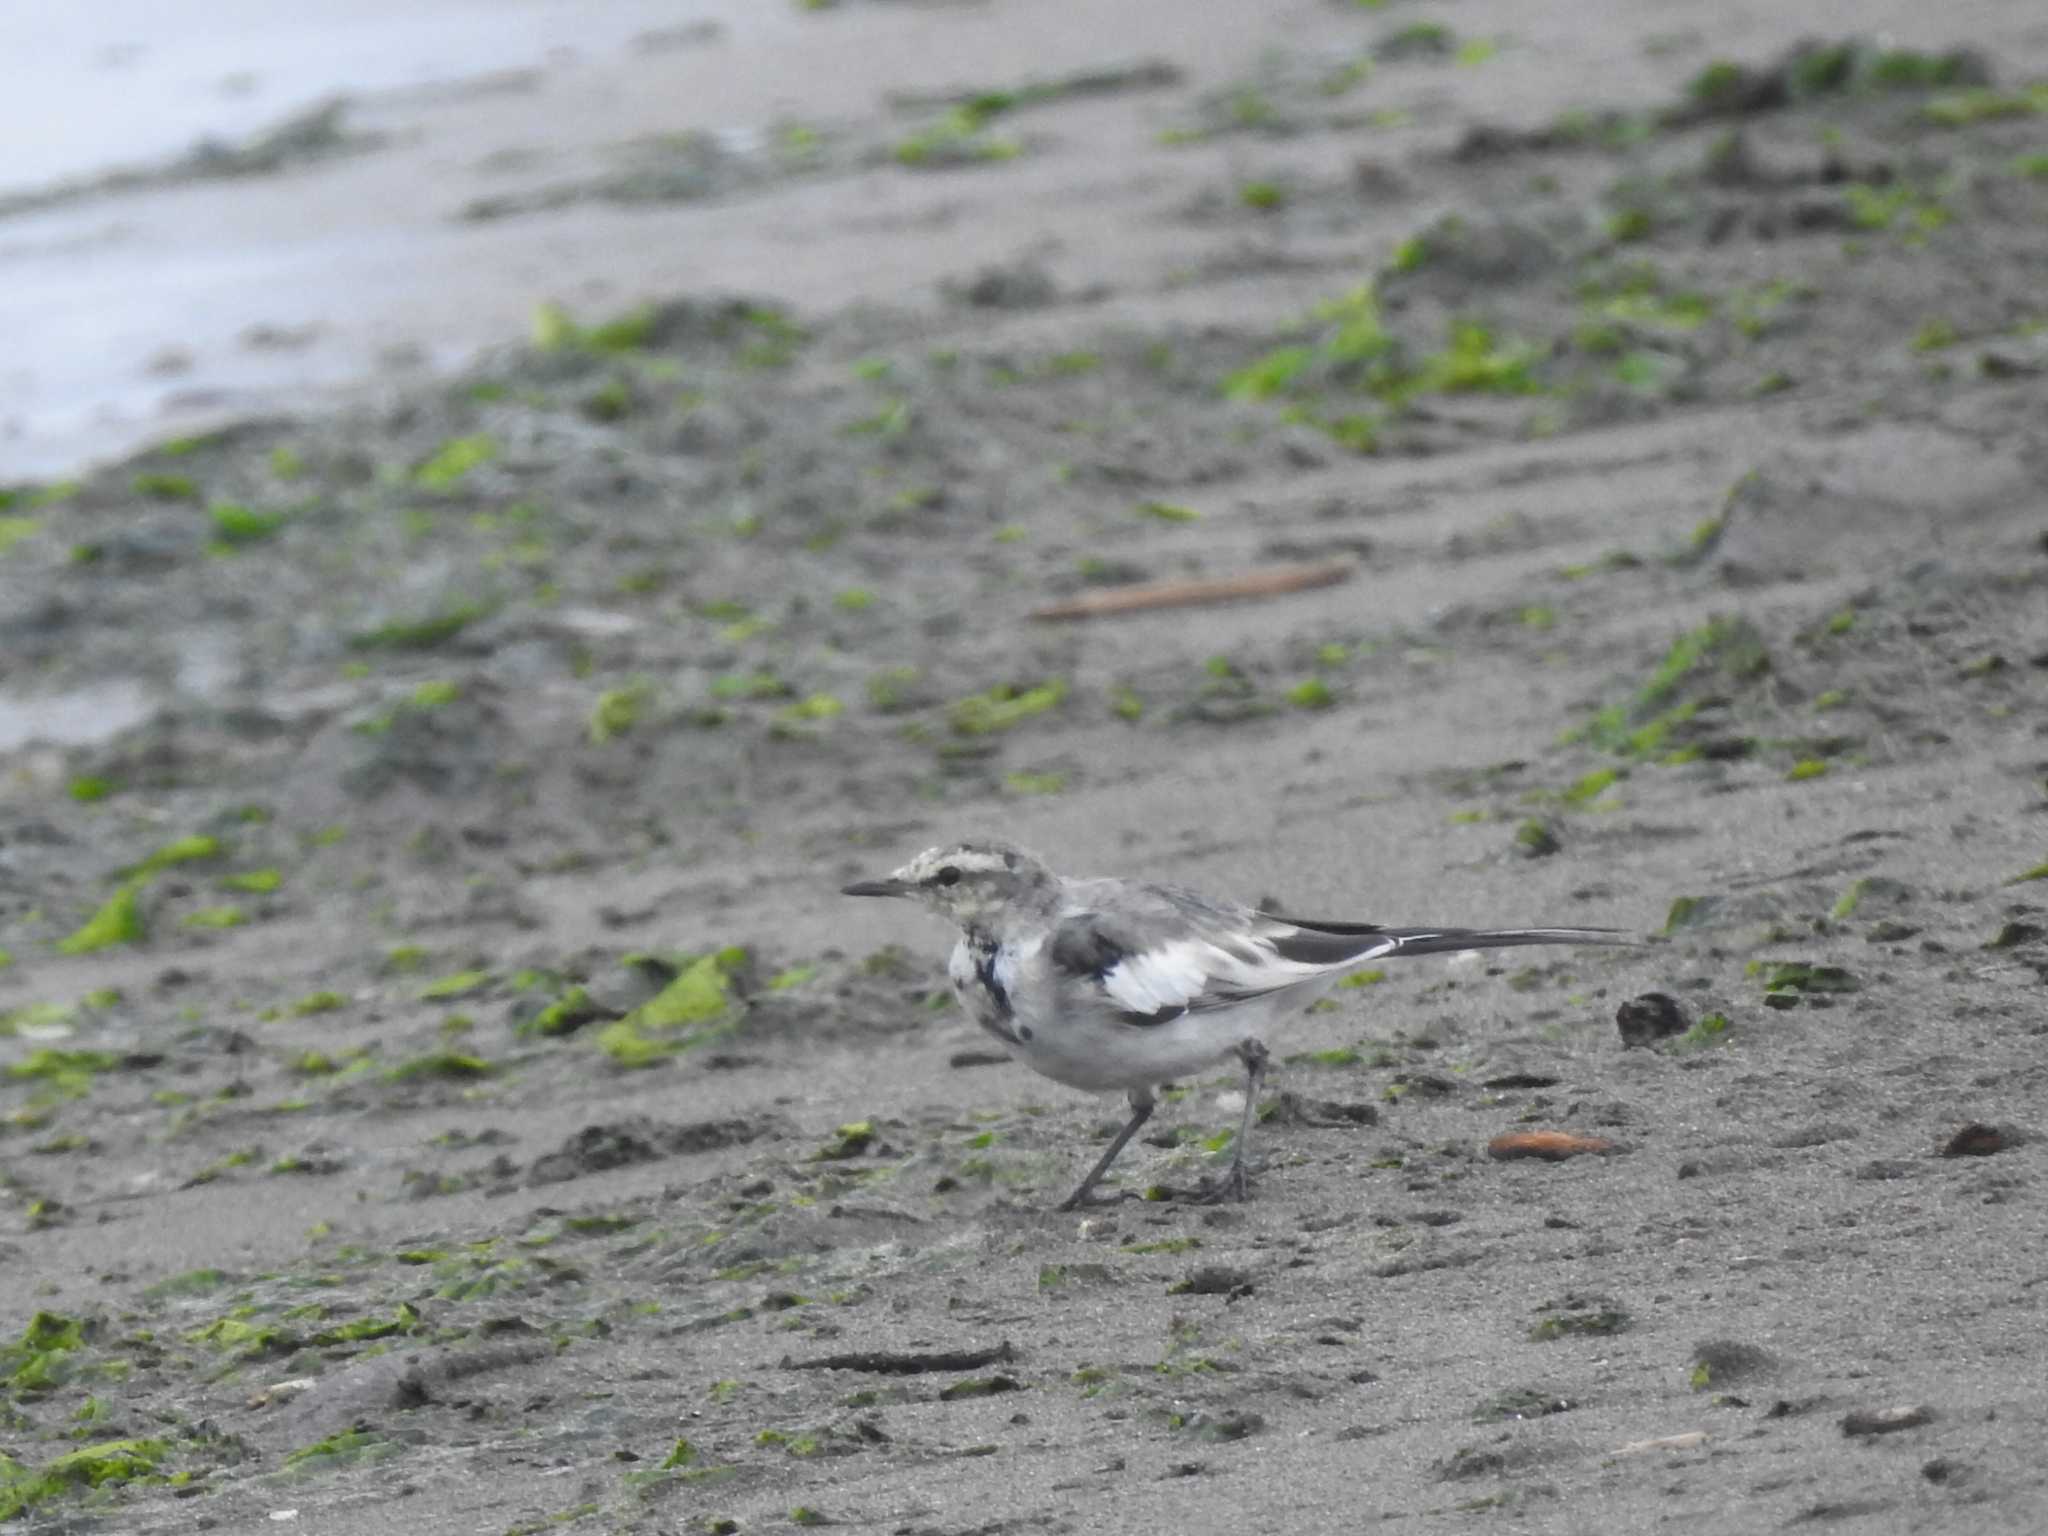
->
xmin=935 ymin=866 xmax=962 ymax=887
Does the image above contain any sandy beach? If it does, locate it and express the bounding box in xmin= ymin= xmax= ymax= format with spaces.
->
xmin=3 ymin=1 xmax=2047 ymax=1531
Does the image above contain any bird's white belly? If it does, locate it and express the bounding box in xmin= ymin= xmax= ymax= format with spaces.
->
xmin=1005 ymin=987 xmax=1316 ymax=1092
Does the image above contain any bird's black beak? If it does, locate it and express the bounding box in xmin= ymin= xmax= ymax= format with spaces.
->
xmin=842 ymin=876 xmax=911 ymax=898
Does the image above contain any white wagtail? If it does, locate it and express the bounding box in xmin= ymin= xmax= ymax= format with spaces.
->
xmin=844 ymin=840 xmax=1637 ymax=1210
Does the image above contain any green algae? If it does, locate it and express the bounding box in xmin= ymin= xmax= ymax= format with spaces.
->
xmin=1223 ymin=285 xmax=1545 ymax=433
xmin=385 ymin=1051 xmax=492 ymax=1082
xmin=814 ymin=1120 xmax=875 ymax=1160
xmin=56 ymin=884 xmax=146 ymax=955
xmin=948 ymin=679 xmax=1067 ymax=735
xmin=132 ymin=471 xmax=199 ymax=502
xmin=589 ymin=681 xmax=652 ymax=744
xmin=419 ymin=969 xmax=490 ymax=1000
xmin=1755 ymin=961 xmax=1860 ymax=996
xmin=182 ymin=905 xmax=248 ymax=930
xmin=1671 ymin=1012 xmax=1732 ymax=1052
xmin=521 ymin=985 xmax=600 ymax=1038
xmin=0 ymin=1437 xmax=167 ymax=1520
xmin=221 ymin=868 xmax=282 ymax=893
xmin=0 ymin=516 xmax=40 ymax=556
xmin=1528 ymin=1300 xmax=1629 ymax=1341
xmin=2 ymin=1312 xmax=87 ymax=1394
xmin=595 ymin=949 xmax=747 ymax=1067
xmin=777 ymin=693 xmax=844 ymax=724
xmin=1003 ymin=770 xmax=1066 ymax=795
xmin=415 ymin=434 xmax=498 ymax=490
xmin=1923 ymin=82 xmax=2048 ymax=127
xmin=1569 ymin=615 xmax=1768 ymax=760
xmin=893 ymin=106 xmax=1023 ymax=167
xmin=281 ymin=1427 xmax=396 ymax=1479
xmin=123 ymin=834 xmax=224 ymax=879
xmin=348 ymin=600 xmax=488 ymax=651
xmin=141 ymin=1269 xmax=233 ymax=1302
xmin=208 ymin=502 xmax=288 ymax=546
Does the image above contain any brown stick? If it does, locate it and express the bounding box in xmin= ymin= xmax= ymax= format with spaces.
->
xmin=1028 ymin=559 xmax=1355 ymax=622
xmin=1487 ymin=1130 xmax=1619 ymax=1162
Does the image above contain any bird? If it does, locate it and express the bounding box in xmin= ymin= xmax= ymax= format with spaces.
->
xmin=843 ymin=839 xmax=1637 ymax=1210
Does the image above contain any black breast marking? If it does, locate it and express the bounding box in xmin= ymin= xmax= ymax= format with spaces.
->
xmin=970 ymin=935 xmax=1012 ymax=1020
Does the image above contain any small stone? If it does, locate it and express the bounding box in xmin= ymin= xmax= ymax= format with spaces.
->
xmin=1841 ymin=1404 xmax=1935 ymax=1437
xmin=1941 ymin=1123 xmax=2006 ymax=1157
xmin=1168 ymin=1265 xmax=1253 ymax=1297
xmin=1983 ymin=921 xmax=2043 ymax=951
xmin=1616 ymin=992 xmax=1688 ymax=1047
xmin=1618 ymin=1430 xmax=1709 ymax=1455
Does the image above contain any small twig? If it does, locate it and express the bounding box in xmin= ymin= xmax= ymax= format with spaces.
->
xmin=1486 ymin=1130 xmax=1618 ymax=1161
xmin=782 ymin=1340 xmax=1016 ymax=1375
xmin=1029 ymin=560 xmax=1354 ymax=622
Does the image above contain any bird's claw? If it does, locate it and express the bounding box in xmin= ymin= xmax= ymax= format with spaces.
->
xmin=1194 ymin=1162 xmax=1252 ymax=1205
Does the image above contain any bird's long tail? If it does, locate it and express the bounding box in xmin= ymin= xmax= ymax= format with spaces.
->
xmin=1265 ymin=918 xmax=1639 ymax=967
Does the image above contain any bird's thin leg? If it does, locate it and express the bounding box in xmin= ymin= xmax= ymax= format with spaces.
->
xmin=1202 ymin=1039 xmax=1269 ymax=1204
xmin=1056 ymin=1087 xmax=1156 ymax=1211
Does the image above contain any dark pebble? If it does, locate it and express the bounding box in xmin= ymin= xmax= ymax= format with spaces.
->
xmin=1941 ymin=1123 xmax=2006 ymax=1157
xmin=1616 ymin=992 xmax=1688 ymax=1047
xmin=1842 ymin=1404 xmax=1936 ymax=1437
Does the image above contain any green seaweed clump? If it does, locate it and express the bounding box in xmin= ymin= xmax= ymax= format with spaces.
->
xmin=1570 ymin=615 xmax=1769 ymax=761
xmin=414 ymin=434 xmax=498 ymax=490
xmin=347 ymin=601 xmax=488 ymax=651
xmin=385 ymin=1051 xmax=493 ymax=1082
xmin=56 ymin=884 xmax=146 ymax=955
xmin=1528 ymin=1298 xmax=1629 ymax=1341
xmin=123 ymin=834 xmax=224 ymax=879
xmin=589 ymin=681 xmax=652 ymax=744
xmin=1671 ymin=1012 xmax=1732 ymax=1051
xmin=894 ymin=105 xmax=1023 ymax=167
xmin=1756 ymin=961 xmax=1860 ymax=997
xmin=814 ymin=1120 xmax=876 ymax=1160
xmin=281 ymin=1428 xmax=396 ymax=1478
xmin=949 ymin=679 xmax=1067 ymax=735
xmin=521 ymin=985 xmax=601 ymax=1038
xmin=2 ymin=1311 xmax=87 ymax=1394
xmin=0 ymin=1438 xmax=168 ymax=1520
xmin=595 ymin=948 xmax=748 ymax=1067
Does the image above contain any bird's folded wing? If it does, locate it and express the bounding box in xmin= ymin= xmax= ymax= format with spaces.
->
xmin=1049 ymin=885 xmax=1636 ymax=1027
xmin=1049 ymin=905 xmax=1325 ymax=1025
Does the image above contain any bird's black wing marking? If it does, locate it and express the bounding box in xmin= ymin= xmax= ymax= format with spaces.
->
xmin=1119 ymin=1002 xmax=1187 ymax=1026
xmin=1261 ymin=915 xmax=1396 ymax=967
xmin=1048 ymin=912 xmax=1124 ymax=981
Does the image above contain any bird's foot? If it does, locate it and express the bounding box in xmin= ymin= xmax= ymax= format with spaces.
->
xmin=1054 ymin=1183 xmax=1134 ymax=1213
xmin=1194 ymin=1161 xmax=1252 ymax=1205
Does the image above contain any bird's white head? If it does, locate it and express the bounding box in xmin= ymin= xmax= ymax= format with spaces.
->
xmin=842 ymin=840 xmax=1060 ymax=932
